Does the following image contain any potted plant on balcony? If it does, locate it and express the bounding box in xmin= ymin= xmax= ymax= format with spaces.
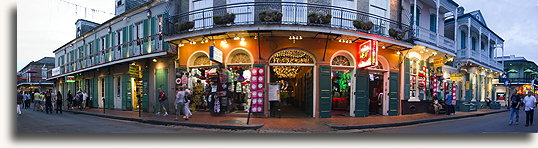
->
xmin=353 ymin=19 xmax=374 ymax=31
xmin=307 ymin=11 xmax=332 ymax=24
xmin=214 ymin=13 xmax=236 ymax=25
xmin=175 ymin=21 xmax=195 ymax=31
xmin=389 ymin=28 xmax=404 ymax=40
xmin=259 ymin=9 xmax=282 ymax=23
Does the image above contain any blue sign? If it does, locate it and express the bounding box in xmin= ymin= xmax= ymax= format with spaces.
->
xmin=504 ymin=79 xmax=510 ymax=87
xmin=209 ymin=46 xmax=223 ymax=64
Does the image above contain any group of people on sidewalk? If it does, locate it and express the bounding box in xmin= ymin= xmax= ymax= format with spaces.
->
xmin=432 ymin=93 xmax=457 ymax=115
xmin=508 ymin=92 xmax=537 ymax=127
xmin=154 ymin=86 xmax=193 ymax=121
xmin=16 ymin=88 xmax=92 ymax=116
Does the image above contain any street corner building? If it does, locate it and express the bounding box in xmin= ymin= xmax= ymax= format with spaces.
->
xmin=46 ymin=0 xmax=506 ymax=120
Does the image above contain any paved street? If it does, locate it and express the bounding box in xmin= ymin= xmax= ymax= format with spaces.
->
xmin=355 ymin=109 xmax=538 ymax=133
xmin=16 ymin=109 xmax=228 ymax=134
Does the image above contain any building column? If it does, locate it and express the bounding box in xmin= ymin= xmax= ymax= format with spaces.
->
xmin=479 ymin=27 xmax=482 ymax=57
xmin=435 ymin=0 xmax=440 ymax=45
xmin=467 ymin=18 xmax=471 ymax=58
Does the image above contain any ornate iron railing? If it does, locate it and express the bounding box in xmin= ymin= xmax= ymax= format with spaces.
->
xmin=167 ymin=2 xmax=413 ymax=42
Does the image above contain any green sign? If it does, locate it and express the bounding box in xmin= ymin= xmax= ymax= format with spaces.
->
xmin=66 ymin=76 xmax=76 ymax=83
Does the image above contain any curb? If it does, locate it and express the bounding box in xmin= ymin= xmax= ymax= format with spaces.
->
xmin=328 ymin=110 xmax=509 ymax=130
xmin=65 ymin=110 xmax=264 ymax=130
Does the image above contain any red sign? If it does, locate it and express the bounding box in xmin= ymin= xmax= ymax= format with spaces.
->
xmin=356 ymin=40 xmax=378 ymax=68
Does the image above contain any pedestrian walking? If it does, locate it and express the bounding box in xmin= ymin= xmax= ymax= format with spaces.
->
xmin=39 ymin=92 xmax=46 ymax=112
xmin=156 ymin=88 xmax=169 ymax=116
xmin=33 ymin=90 xmax=41 ymax=111
xmin=485 ymin=95 xmax=491 ymax=109
xmin=509 ymin=94 xmax=522 ymax=125
xmin=445 ymin=93 xmax=454 ymax=115
xmin=45 ymin=90 xmax=53 ymax=114
xmin=23 ymin=91 xmax=31 ymax=109
xmin=82 ymin=90 xmax=88 ymax=110
xmin=17 ymin=91 xmax=23 ymax=115
xmin=56 ymin=91 xmax=63 ymax=114
xmin=523 ymin=92 xmax=537 ymax=127
xmin=184 ymin=88 xmax=193 ymax=119
xmin=67 ymin=90 xmax=73 ymax=110
xmin=77 ymin=90 xmax=83 ymax=110
xmin=174 ymin=87 xmax=186 ymax=120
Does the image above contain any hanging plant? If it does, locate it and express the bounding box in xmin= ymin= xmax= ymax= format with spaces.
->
xmin=353 ymin=19 xmax=374 ymax=31
xmin=174 ymin=21 xmax=195 ymax=31
xmin=214 ymin=13 xmax=236 ymax=25
xmin=259 ymin=9 xmax=282 ymax=22
xmin=389 ymin=28 xmax=404 ymax=40
xmin=307 ymin=11 xmax=332 ymax=24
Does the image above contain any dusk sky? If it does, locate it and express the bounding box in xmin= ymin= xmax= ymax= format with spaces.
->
xmin=16 ymin=0 xmax=538 ymax=71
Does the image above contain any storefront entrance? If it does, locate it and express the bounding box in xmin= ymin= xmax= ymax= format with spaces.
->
xmin=268 ymin=49 xmax=316 ymax=118
xmin=368 ymin=72 xmax=384 ymax=116
xmin=270 ymin=66 xmax=313 ymax=118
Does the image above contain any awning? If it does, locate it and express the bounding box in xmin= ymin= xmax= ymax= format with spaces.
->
xmin=524 ymin=69 xmax=535 ymax=73
xmin=507 ymin=69 xmax=518 ymax=73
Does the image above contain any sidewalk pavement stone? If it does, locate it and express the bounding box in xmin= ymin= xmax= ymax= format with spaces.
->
xmin=64 ymin=108 xmax=508 ymax=132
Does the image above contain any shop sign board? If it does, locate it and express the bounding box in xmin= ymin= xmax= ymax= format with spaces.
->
xmin=66 ymin=76 xmax=75 ymax=83
xmin=465 ymin=81 xmax=470 ymax=90
xmin=433 ymin=58 xmax=444 ymax=67
xmin=51 ymin=67 xmax=61 ymax=76
xmin=209 ymin=46 xmax=223 ymax=64
xmin=356 ymin=40 xmax=378 ymax=68
xmin=496 ymin=92 xmax=505 ymax=100
xmin=450 ymin=73 xmax=463 ymax=81
xmin=129 ymin=65 xmax=140 ymax=78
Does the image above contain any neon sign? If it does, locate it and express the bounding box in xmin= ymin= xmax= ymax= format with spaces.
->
xmin=356 ymin=40 xmax=378 ymax=68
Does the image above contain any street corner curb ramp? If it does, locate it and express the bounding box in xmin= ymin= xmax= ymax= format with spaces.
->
xmin=65 ymin=110 xmax=264 ymax=130
xmin=328 ymin=110 xmax=509 ymax=130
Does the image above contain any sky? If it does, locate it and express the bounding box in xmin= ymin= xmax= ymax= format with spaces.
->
xmin=16 ymin=0 xmax=538 ymax=71
xmin=17 ymin=0 xmax=115 ymax=71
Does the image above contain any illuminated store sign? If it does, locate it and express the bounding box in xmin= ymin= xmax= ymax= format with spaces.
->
xmin=66 ymin=76 xmax=75 ymax=83
xmin=356 ymin=40 xmax=378 ymax=68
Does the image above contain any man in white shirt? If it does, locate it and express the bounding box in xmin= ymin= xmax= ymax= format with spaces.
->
xmin=522 ymin=92 xmax=537 ymax=127
xmin=82 ymin=91 xmax=89 ymax=110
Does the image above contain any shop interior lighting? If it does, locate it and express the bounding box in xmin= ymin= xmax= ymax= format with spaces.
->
xmin=152 ymin=59 xmax=157 ymax=62
xmin=234 ymin=37 xmax=240 ymax=40
xmin=382 ymin=46 xmax=386 ymax=49
xmin=396 ymin=51 xmax=401 ymax=55
xmin=178 ymin=43 xmax=185 ymax=47
xmin=289 ymin=33 xmax=302 ymax=43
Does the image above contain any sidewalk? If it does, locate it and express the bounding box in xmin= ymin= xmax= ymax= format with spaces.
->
xmin=64 ymin=108 xmax=508 ymax=132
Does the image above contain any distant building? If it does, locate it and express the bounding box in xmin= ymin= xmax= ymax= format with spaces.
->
xmin=493 ymin=55 xmax=538 ymax=106
xmin=17 ymin=57 xmax=55 ymax=92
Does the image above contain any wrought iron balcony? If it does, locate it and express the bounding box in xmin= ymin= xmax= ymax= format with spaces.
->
xmin=167 ymin=2 xmax=413 ymax=42
xmin=458 ymin=49 xmax=503 ymax=71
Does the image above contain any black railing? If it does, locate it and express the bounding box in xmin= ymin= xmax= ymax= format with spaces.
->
xmin=499 ymin=78 xmax=537 ymax=84
xmin=167 ymin=2 xmax=413 ymax=42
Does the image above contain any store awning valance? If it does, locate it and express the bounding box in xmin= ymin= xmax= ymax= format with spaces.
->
xmin=507 ymin=69 xmax=518 ymax=73
xmin=532 ymin=72 xmax=538 ymax=75
xmin=524 ymin=69 xmax=535 ymax=73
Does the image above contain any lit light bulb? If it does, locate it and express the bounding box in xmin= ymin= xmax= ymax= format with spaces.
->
xmin=234 ymin=37 xmax=240 ymax=40
xmin=240 ymin=38 xmax=245 ymax=41
xmin=397 ymin=51 xmax=401 ymax=55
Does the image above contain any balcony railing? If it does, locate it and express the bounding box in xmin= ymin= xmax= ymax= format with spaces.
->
xmin=167 ymin=2 xmax=413 ymax=42
xmin=52 ymin=33 xmax=173 ymax=78
xmin=413 ymin=26 xmax=456 ymax=53
xmin=457 ymin=49 xmax=503 ymax=71
xmin=17 ymin=77 xmax=53 ymax=85
xmin=499 ymin=78 xmax=537 ymax=84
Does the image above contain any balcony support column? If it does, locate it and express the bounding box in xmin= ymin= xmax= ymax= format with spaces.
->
xmin=454 ymin=8 xmax=458 ymax=56
xmin=413 ymin=0 xmax=417 ymax=31
xmin=487 ymin=33 xmax=491 ymax=58
xmin=479 ymin=27 xmax=482 ymax=62
xmin=436 ymin=0 xmax=440 ymax=45
xmin=467 ymin=18 xmax=471 ymax=58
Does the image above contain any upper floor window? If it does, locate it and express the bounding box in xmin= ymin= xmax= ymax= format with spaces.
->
xmin=101 ymin=37 xmax=106 ymax=50
xmin=158 ymin=15 xmax=163 ymax=34
xmin=429 ymin=14 xmax=436 ymax=32
xmin=481 ymin=41 xmax=486 ymax=51
xmin=460 ymin=31 xmax=467 ymax=49
xmin=410 ymin=6 xmax=421 ymax=27
xmin=117 ymin=0 xmax=123 ymax=6
xmin=471 ymin=37 xmax=477 ymax=50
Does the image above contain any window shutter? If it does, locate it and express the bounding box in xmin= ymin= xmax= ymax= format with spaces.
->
xmin=319 ymin=65 xmax=332 ymax=118
xmin=354 ymin=68 xmax=369 ymax=117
